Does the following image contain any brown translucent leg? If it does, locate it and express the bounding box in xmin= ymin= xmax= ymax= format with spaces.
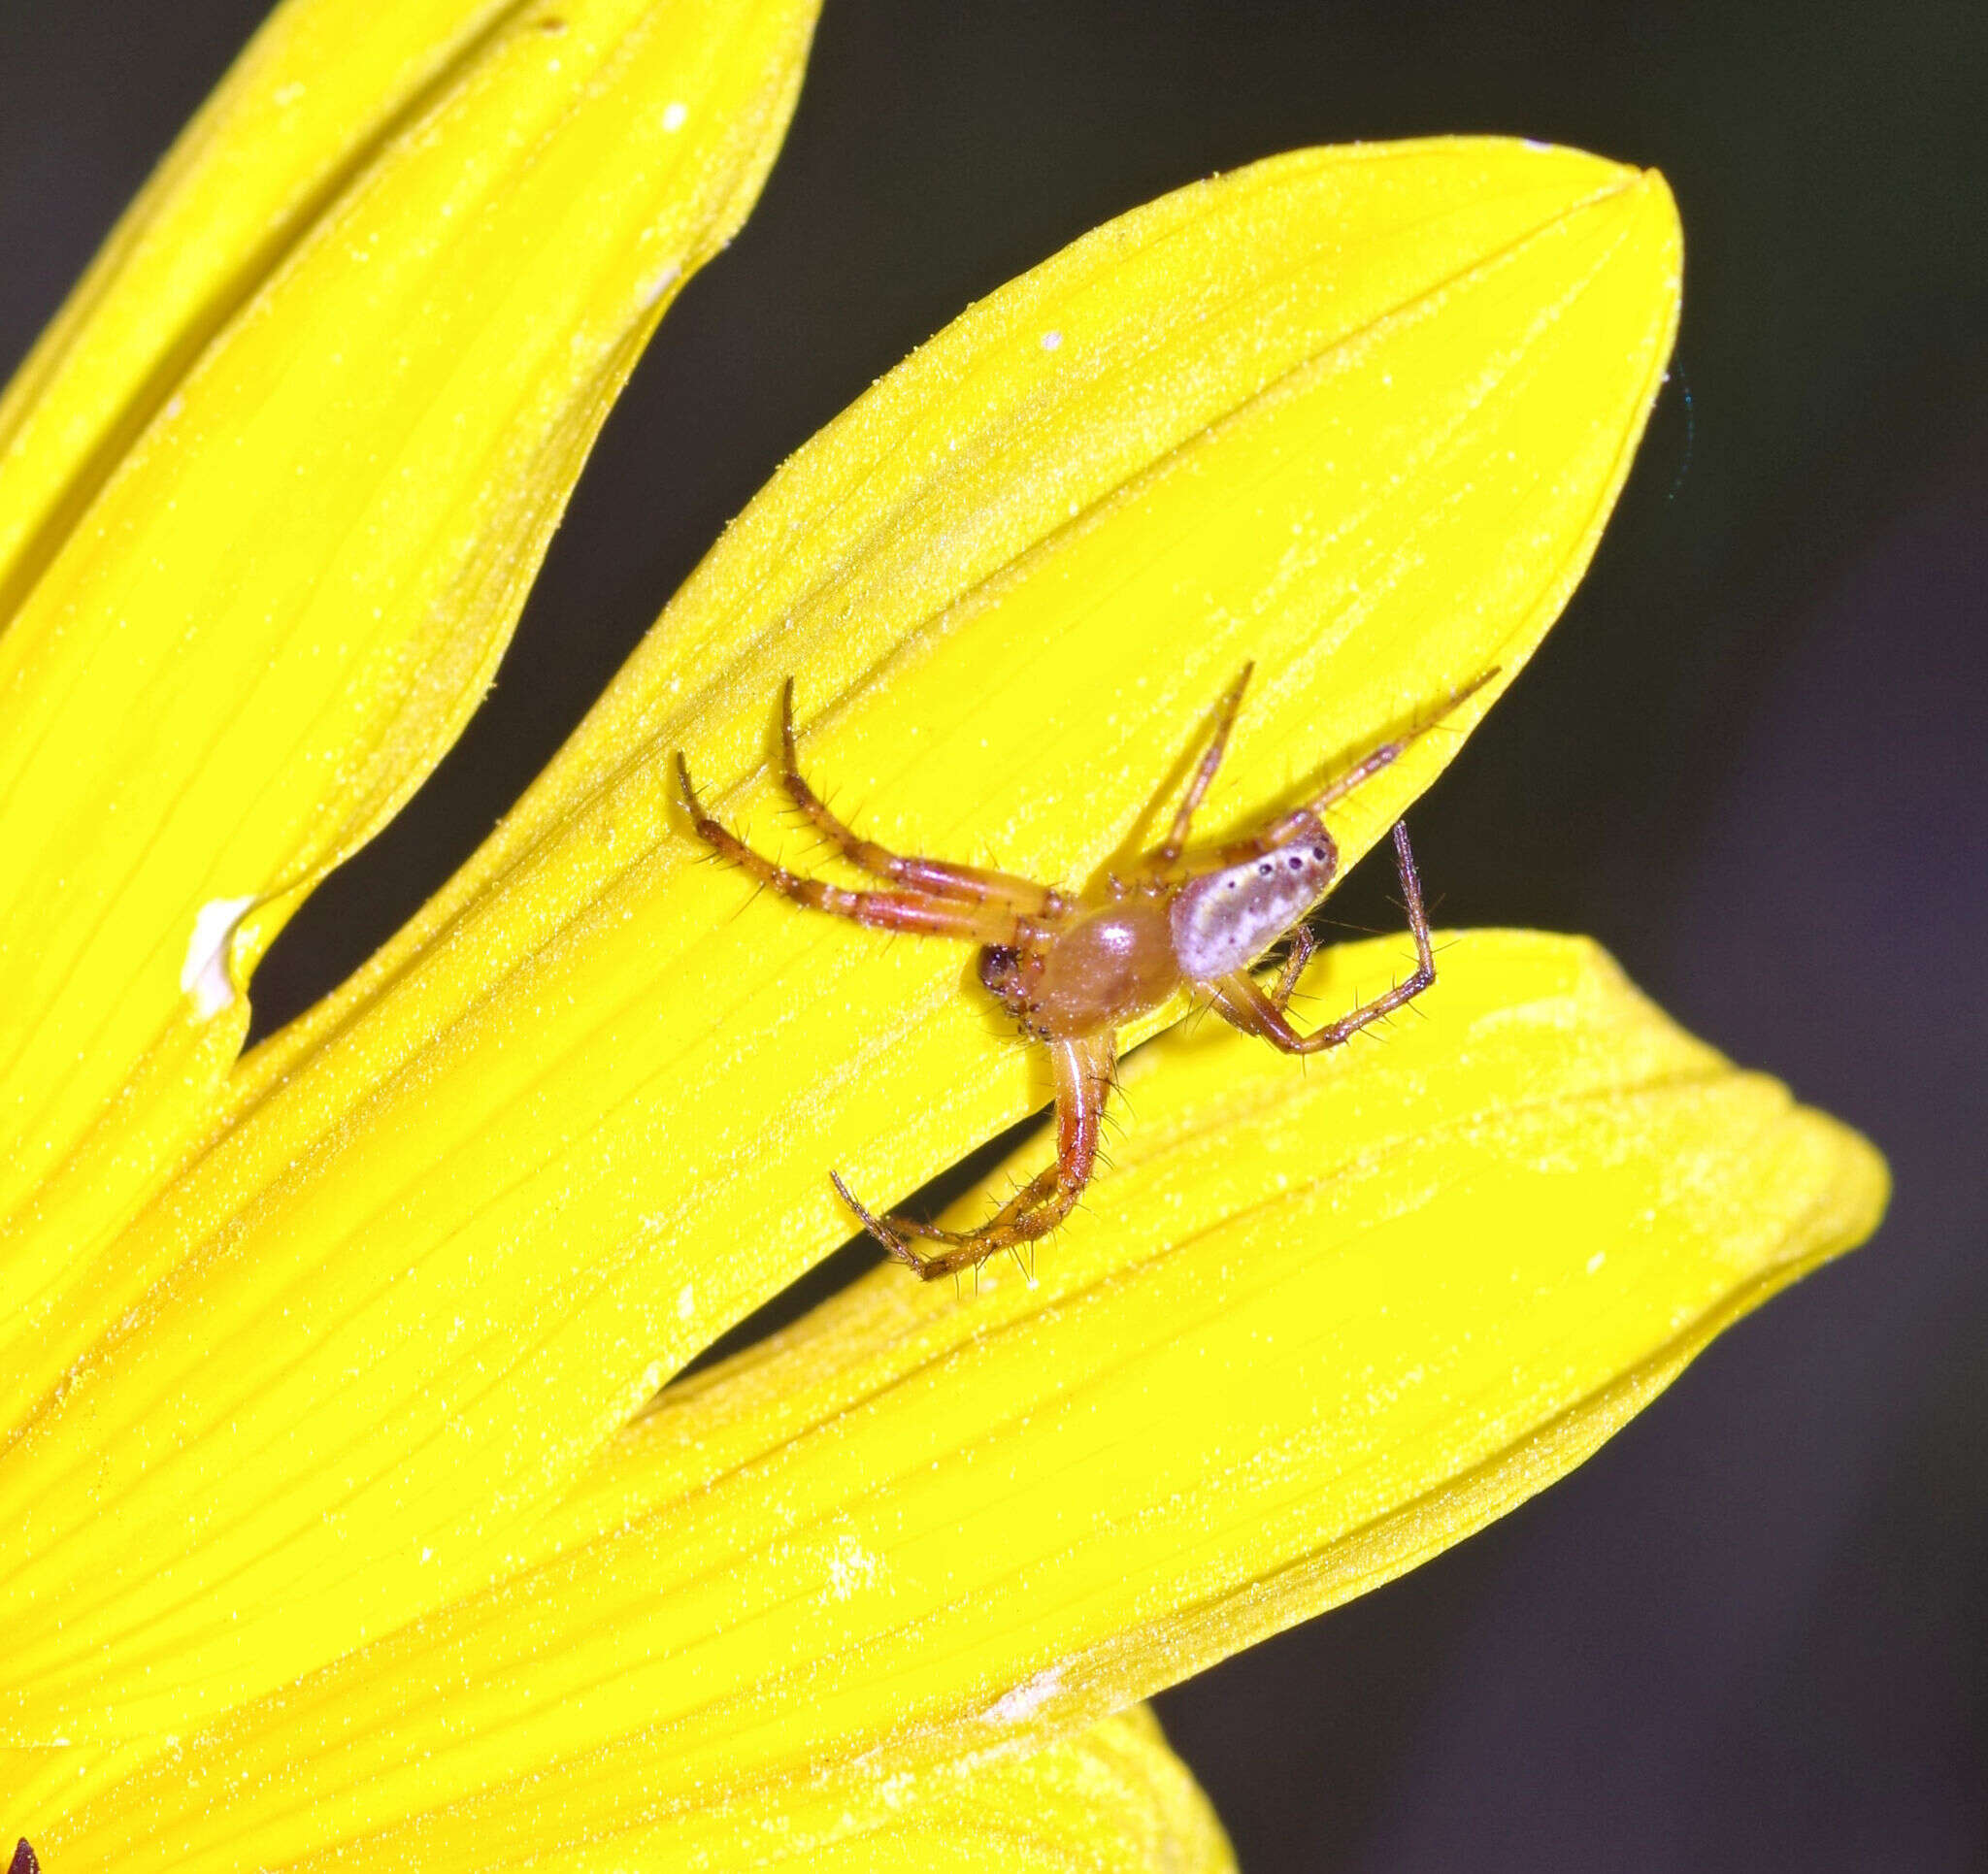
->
xmin=832 ymin=1034 xmax=1116 ymax=1279
xmin=1211 ymin=823 xmax=1435 ymax=1051
xmin=1217 ymin=667 xmax=1502 ymax=865
xmin=1264 ymin=922 xmax=1316 ymax=1012
xmin=777 ymin=680 xmax=1063 ymax=915
xmin=1206 ymin=923 xmax=1313 ymax=1043
xmin=1143 ymin=662 xmax=1254 ymax=871
xmin=677 ymin=753 xmax=1010 ymax=941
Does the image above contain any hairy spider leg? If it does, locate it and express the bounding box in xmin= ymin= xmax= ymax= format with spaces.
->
xmin=1210 ymin=822 xmax=1436 ymax=1053
xmin=1210 ymin=666 xmax=1502 ymax=867
xmin=1143 ymin=661 xmax=1255 ymax=871
xmin=832 ymin=1033 xmax=1116 ymax=1278
xmin=1264 ymin=921 xmax=1317 ymax=1011
xmin=676 ymin=753 xmax=1012 ymax=943
xmin=1302 ymin=666 xmax=1501 ymax=818
xmin=776 ymin=679 xmax=1063 ymax=917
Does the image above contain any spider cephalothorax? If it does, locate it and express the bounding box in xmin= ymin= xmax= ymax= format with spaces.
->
xmin=677 ymin=666 xmax=1490 ymax=1277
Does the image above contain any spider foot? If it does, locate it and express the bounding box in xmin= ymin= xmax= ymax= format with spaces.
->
xmin=829 ymin=1170 xmax=1014 ymax=1281
xmin=829 ymin=1169 xmax=927 ymax=1273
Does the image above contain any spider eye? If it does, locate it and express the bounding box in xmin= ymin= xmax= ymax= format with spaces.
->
xmin=977 ymin=944 xmax=1021 ymax=993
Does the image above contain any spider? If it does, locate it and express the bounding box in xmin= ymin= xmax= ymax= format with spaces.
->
xmin=676 ymin=665 xmax=1493 ymax=1279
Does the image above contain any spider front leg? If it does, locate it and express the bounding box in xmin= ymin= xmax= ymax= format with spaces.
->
xmin=776 ymin=680 xmax=1062 ymax=918
xmin=1212 ymin=822 xmax=1436 ymax=1052
xmin=832 ymin=1034 xmax=1115 ymax=1279
xmin=676 ymin=752 xmax=1012 ymax=942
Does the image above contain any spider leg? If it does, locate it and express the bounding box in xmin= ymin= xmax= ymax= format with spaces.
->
xmin=833 ymin=1157 xmax=1062 ymax=1262
xmin=831 ymin=1035 xmax=1115 ymax=1279
xmin=1207 ymin=923 xmax=1316 ymax=1036
xmin=1204 ymin=668 xmax=1500 ymax=868
xmin=777 ymin=680 xmax=1063 ymax=916
xmin=1263 ymin=922 xmax=1316 ymax=1014
xmin=1209 ymin=824 xmax=1436 ymax=1051
xmin=1142 ymin=662 xmax=1254 ymax=872
xmin=677 ymin=753 xmax=1010 ymax=941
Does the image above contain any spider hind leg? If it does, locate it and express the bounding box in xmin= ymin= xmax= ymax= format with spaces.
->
xmin=1142 ymin=662 xmax=1254 ymax=874
xmin=1211 ymin=822 xmax=1437 ymax=1053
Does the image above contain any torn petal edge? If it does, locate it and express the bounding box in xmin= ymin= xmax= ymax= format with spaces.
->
xmin=179 ymin=895 xmax=256 ymax=1017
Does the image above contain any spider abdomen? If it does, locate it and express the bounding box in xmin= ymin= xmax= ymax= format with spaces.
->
xmin=1169 ymin=827 xmax=1339 ymax=981
xmin=1028 ymin=899 xmax=1180 ymax=1037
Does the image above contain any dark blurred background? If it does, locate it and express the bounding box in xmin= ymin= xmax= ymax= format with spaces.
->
xmin=5 ymin=1 xmax=1984 ymax=1866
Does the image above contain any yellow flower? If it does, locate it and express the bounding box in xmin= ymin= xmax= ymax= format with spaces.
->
xmin=0 ymin=0 xmax=1885 ymax=1866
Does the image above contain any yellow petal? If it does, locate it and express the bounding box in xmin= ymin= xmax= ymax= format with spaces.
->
xmin=532 ymin=1707 xmax=1235 ymax=1874
xmin=0 ymin=0 xmax=819 ymax=1362
xmin=0 ymin=0 xmax=518 ymax=608
xmin=821 ymin=1705 xmax=1232 ymax=1874
xmin=17 ymin=935 xmax=1884 ymax=1858
xmin=10 ymin=1707 xmax=1230 ymax=1872
xmin=0 ymin=141 xmax=1681 ymax=1740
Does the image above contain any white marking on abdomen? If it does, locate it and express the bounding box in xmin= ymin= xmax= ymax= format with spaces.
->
xmin=1170 ymin=842 xmax=1333 ymax=980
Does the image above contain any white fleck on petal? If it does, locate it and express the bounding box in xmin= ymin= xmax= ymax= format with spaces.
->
xmin=979 ymin=1663 xmax=1064 ymax=1725
xmin=640 ymin=260 xmax=682 ymax=311
xmin=824 ymin=1533 xmax=879 ymax=1600
xmin=661 ymin=100 xmax=688 ymax=133
xmin=1040 ymin=328 xmax=1063 ymax=351
xmin=180 ymin=896 xmax=256 ymax=1017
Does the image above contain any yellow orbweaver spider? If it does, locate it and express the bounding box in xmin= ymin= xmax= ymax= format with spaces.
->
xmin=676 ymin=665 xmax=1494 ymax=1278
